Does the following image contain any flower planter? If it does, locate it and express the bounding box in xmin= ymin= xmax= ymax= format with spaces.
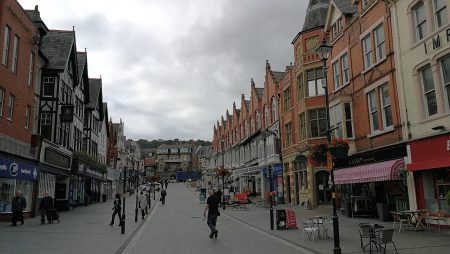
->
xmin=329 ymin=147 xmax=349 ymax=159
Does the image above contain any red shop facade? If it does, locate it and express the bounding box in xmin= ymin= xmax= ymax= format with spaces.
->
xmin=407 ymin=133 xmax=450 ymax=215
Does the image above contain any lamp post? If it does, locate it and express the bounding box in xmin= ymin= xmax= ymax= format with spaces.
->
xmin=121 ymin=167 xmax=127 ymax=234
xmin=135 ymin=166 xmax=138 ymax=223
xmin=316 ymin=39 xmax=341 ymax=254
xmin=221 ymin=139 xmax=226 ymax=210
xmin=269 ymin=166 xmax=274 ymax=230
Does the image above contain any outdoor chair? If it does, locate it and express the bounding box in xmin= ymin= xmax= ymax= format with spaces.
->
xmin=301 ymin=220 xmax=319 ymax=243
xmin=373 ymin=229 xmax=399 ymax=254
xmin=359 ymin=223 xmax=373 ymax=251
xmin=428 ymin=210 xmax=447 ymax=231
xmin=415 ymin=210 xmax=428 ymax=231
xmin=391 ymin=212 xmax=410 ymax=232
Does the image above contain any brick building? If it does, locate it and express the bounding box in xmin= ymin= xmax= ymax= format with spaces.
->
xmin=0 ymin=0 xmax=39 ymax=220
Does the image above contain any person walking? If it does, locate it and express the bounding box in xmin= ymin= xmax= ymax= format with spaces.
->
xmin=203 ymin=190 xmax=221 ymax=239
xmin=110 ymin=194 xmax=121 ymax=226
xmin=39 ymin=192 xmax=53 ymax=224
xmin=138 ymin=191 xmax=148 ymax=219
xmin=11 ymin=190 xmax=26 ymax=226
xmin=160 ymin=189 xmax=167 ymax=205
xmin=164 ymin=179 xmax=168 ymax=189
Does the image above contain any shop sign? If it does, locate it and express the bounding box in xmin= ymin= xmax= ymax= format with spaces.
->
xmin=408 ymin=134 xmax=450 ymax=171
xmin=273 ymin=164 xmax=283 ymax=176
xmin=0 ymin=158 xmax=39 ymax=181
xmin=423 ymin=28 xmax=450 ymax=54
xmin=77 ymin=161 xmax=104 ymax=180
xmin=44 ymin=148 xmax=71 ymax=169
xmin=60 ymin=105 xmax=74 ymax=122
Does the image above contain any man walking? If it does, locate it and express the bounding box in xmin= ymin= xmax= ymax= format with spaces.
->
xmin=203 ymin=190 xmax=220 ymax=239
xmin=11 ymin=190 xmax=26 ymax=226
xmin=138 ymin=191 xmax=148 ymax=219
xmin=39 ymin=192 xmax=53 ymax=224
xmin=110 ymin=194 xmax=121 ymax=225
xmin=160 ymin=189 xmax=167 ymax=205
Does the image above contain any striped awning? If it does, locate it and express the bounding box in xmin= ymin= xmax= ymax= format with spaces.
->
xmin=334 ymin=159 xmax=405 ymax=184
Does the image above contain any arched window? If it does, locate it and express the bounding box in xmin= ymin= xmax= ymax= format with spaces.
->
xmin=271 ymin=96 xmax=278 ymax=122
xmin=255 ymin=110 xmax=259 ymax=130
xmin=264 ymin=106 xmax=269 ymax=128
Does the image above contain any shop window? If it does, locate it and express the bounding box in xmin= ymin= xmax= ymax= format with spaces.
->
xmin=0 ymin=179 xmax=33 ymax=213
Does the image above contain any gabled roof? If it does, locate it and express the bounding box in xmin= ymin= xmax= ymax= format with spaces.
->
xmin=302 ymin=0 xmax=330 ymax=32
xmin=272 ymin=71 xmax=285 ymax=84
xmin=244 ymin=100 xmax=250 ymax=110
xmin=41 ymin=30 xmax=75 ymax=70
xmin=256 ymin=88 xmax=264 ymax=99
xmin=77 ymin=52 xmax=87 ymax=81
xmin=87 ymin=78 xmax=102 ymax=109
xmin=333 ymin=0 xmax=357 ymax=14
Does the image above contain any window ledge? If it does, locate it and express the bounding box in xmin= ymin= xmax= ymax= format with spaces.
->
xmin=419 ymin=112 xmax=450 ymax=125
xmin=362 ymin=57 xmax=388 ymax=75
xmin=367 ymin=126 xmax=395 ymax=138
xmin=333 ymin=83 xmax=351 ymax=94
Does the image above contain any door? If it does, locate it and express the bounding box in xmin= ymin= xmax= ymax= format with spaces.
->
xmin=316 ymin=171 xmax=331 ymax=205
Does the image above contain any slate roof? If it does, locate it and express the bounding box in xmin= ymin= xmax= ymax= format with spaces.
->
xmin=302 ymin=0 xmax=330 ymax=32
xmin=272 ymin=71 xmax=285 ymax=84
xmin=77 ymin=52 xmax=87 ymax=81
xmin=256 ymin=88 xmax=264 ymax=99
xmin=25 ymin=9 xmax=43 ymax=23
xmin=41 ymin=30 xmax=74 ymax=70
xmin=87 ymin=78 xmax=102 ymax=109
xmin=333 ymin=0 xmax=357 ymax=14
xmin=244 ymin=100 xmax=250 ymax=110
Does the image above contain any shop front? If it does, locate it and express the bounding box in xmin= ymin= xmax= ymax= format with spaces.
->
xmin=71 ymin=159 xmax=106 ymax=206
xmin=38 ymin=141 xmax=72 ymax=211
xmin=407 ymin=133 xmax=450 ymax=217
xmin=0 ymin=153 xmax=39 ymax=221
xmin=273 ymin=163 xmax=284 ymax=204
xmin=333 ymin=143 xmax=408 ymax=220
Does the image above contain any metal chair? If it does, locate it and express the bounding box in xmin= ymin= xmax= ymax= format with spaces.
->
xmin=373 ymin=229 xmax=399 ymax=254
xmin=391 ymin=212 xmax=410 ymax=232
xmin=428 ymin=210 xmax=447 ymax=231
xmin=415 ymin=210 xmax=428 ymax=231
xmin=358 ymin=223 xmax=372 ymax=251
xmin=301 ymin=220 xmax=319 ymax=243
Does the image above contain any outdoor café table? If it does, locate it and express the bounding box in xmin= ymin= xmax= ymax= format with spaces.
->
xmin=311 ymin=216 xmax=326 ymax=239
xmin=401 ymin=210 xmax=427 ymax=231
xmin=368 ymin=224 xmax=384 ymax=254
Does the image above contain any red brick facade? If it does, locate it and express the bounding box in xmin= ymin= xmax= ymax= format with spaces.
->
xmin=0 ymin=0 xmax=38 ymax=144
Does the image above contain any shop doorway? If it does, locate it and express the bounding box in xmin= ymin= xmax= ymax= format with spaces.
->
xmin=286 ymin=175 xmax=291 ymax=204
xmin=316 ymin=170 xmax=331 ymax=205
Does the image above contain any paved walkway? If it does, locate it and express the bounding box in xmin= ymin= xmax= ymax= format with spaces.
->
xmin=0 ymin=192 xmax=159 ymax=254
xmin=188 ymin=186 xmax=450 ymax=254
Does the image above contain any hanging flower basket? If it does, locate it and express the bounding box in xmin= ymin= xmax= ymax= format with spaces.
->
xmin=328 ymin=138 xmax=349 ymax=159
xmin=308 ymin=144 xmax=327 ymax=163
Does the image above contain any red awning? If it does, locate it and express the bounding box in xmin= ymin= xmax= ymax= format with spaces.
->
xmin=334 ymin=159 xmax=405 ymax=184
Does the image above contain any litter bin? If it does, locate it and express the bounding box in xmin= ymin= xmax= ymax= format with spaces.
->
xmin=276 ymin=209 xmax=287 ymax=230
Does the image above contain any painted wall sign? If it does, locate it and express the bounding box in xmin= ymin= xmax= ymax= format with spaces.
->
xmin=44 ymin=148 xmax=71 ymax=169
xmin=423 ymin=27 xmax=450 ymax=54
xmin=76 ymin=161 xmax=104 ymax=180
xmin=0 ymin=157 xmax=39 ymax=181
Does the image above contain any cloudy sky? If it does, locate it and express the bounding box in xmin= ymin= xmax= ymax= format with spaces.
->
xmin=19 ymin=0 xmax=308 ymax=141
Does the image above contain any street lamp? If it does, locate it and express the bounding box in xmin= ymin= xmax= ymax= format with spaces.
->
xmin=315 ymin=39 xmax=341 ymax=254
xmin=121 ymin=167 xmax=127 ymax=234
xmin=221 ymin=138 xmax=226 ymax=210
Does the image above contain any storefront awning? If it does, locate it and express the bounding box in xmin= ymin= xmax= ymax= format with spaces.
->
xmin=334 ymin=159 xmax=405 ymax=184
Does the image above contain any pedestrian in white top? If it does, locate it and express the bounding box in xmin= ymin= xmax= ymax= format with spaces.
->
xmin=139 ymin=191 xmax=148 ymax=220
